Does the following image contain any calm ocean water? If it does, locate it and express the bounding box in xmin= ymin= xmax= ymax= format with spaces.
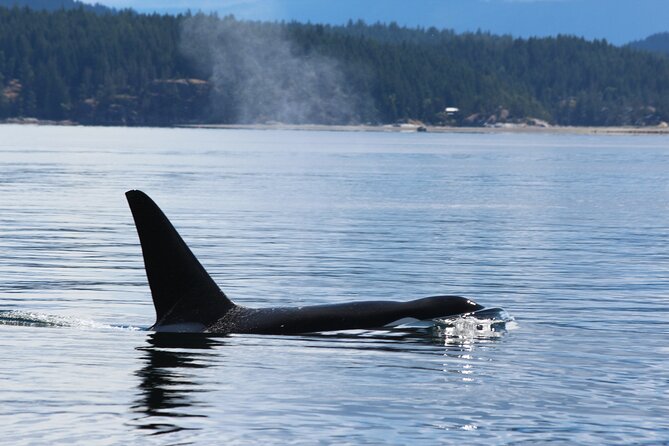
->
xmin=0 ymin=125 xmax=667 ymax=445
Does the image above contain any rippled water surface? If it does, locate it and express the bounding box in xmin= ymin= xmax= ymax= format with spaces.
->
xmin=1 ymin=125 xmax=668 ymax=444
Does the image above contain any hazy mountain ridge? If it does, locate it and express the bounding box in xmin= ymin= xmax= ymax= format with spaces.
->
xmin=628 ymin=32 xmax=669 ymax=56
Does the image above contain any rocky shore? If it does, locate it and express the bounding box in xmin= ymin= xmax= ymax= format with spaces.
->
xmin=3 ymin=118 xmax=669 ymax=135
xmin=181 ymin=122 xmax=669 ymax=135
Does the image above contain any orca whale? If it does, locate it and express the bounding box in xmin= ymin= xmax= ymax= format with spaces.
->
xmin=125 ymin=190 xmax=484 ymax=334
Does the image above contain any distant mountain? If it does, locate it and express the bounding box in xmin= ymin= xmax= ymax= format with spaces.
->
xmin=0 ymin=0 xmax=112 ymax=14
xmin=628 ymin=32 xmax=669 ymax=56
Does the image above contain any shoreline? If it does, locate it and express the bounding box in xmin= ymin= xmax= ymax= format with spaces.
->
xmin=3 ymin=118 xmax=669 ymax=135
xmin=182 ymin=123 xmax=669 ymax=135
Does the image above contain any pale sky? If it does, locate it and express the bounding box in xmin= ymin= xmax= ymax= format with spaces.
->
xmin=86 ymin=0 xmax=669 ymax=45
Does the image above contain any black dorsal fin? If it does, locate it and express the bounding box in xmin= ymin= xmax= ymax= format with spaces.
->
xmin=125 ymin=190 xmax=234 ymax=328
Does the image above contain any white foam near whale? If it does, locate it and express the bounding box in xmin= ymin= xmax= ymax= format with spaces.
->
xmin=0 ymin=310 xmax=143 ymax=331
xmin=433 ymin=307 xmax=516 ymax=341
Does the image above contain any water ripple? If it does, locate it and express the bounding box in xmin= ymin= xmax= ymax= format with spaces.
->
xmin=1 ymin=127 xmax=668 ymax=444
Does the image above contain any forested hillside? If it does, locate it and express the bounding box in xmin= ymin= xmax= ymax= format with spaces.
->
xmin=0 ymin=8 xmax=202 ymax=124
xmin=0 ymin=0 xmax=110 ymax=13
xmin=1 ymin=7 xmax=668 ymax=126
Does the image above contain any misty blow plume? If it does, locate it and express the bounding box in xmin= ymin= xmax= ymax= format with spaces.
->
xmin=180 ymin=15 xmax=375 ymax=124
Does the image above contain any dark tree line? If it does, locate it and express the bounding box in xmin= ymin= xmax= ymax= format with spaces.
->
xmin=0 ymin=0 xmax=111 ymax=14
xmin=1 ymin=7 xmax=668 ymax=126
xmin=0 ymin=7 xmax=206 ymax=124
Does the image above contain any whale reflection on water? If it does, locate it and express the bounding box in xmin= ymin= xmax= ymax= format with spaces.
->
xmin=131 ymin=333 xmax=224 ymax=435
xmin=129 ymin=325 xmax=508 ymax=436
